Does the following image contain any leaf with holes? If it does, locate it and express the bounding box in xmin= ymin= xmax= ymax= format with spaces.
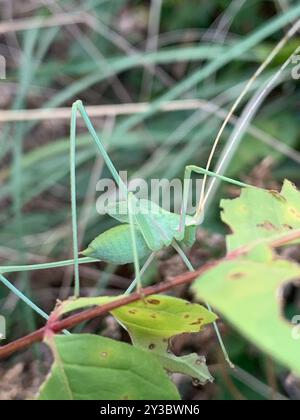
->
xmin=221 ymin=180 xmax=300 ymax=251
xmin=192 ymin=181 xmax=300 ymax=374
xmin=192 ymin=242 xmax=300 ymax=374
xmin=57 ymin=295 xmax=217 ymax=384
xmin=38 ymin=334 xmax=180 ymax=400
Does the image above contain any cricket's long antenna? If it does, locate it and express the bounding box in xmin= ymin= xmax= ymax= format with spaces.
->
xmin=202 ymin=47 xmax=297 ymax=212
xmin=172 ymin=241 xmax=234 ymax=368
xmin=196 ymin=18 xmax=300 ymax=220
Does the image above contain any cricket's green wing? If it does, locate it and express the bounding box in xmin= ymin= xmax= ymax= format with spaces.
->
xmin=108 ymin=200 xmax=197 ymax=251
xmin=82 ymin=224 xmax=151 ymax=264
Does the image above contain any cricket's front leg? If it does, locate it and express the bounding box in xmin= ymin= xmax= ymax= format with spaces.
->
xmin=181 ymin=165 xmax=252 ymax=227
xmin=178 ymin=165 xmax=205 ymax=240
xmin=178 ymin=166 xmax=193 ymax=239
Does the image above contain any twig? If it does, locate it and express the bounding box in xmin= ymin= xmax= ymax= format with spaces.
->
xmin=0 ymin=99 xmax=209 ymax=122
xmin=0 ymin=13 xmax=87 ymax=34
xmin=1 ymin=98 xmax=299 ymax=171
xmin=1 ymin=227 xmax=300 ymax=360
xmin=0 ymin=267 xmax=205 ymax=360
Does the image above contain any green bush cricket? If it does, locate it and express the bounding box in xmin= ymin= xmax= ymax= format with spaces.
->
xmin=70 ymin=100 xmax=251 ymax=367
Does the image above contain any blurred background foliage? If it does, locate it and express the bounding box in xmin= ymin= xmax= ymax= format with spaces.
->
xmin=0 ymin=0 xmax=299 ymax=400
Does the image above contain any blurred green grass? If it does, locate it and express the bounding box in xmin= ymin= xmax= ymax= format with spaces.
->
xmin=0 ymin=0 xmax=300 ymax=400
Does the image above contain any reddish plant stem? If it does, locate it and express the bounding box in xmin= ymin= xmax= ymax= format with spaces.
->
xmin=1 ymin=228 xmax=300 ymax=361
xmin=0 ymin=264 xmax=213 ymax=360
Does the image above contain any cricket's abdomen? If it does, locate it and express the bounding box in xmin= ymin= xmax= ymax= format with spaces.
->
xmin=82 ymin=224 xmax=152 ymax=265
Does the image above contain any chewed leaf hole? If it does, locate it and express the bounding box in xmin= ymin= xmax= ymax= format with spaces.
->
xmin=128 ymin=310 xmax=137 ymax=315
xmin=229 ymin=272 xmax=245 ymax=280
xmin=146 ymin=298 xmax=160 ymax=305
xmin=289 ymin=207 xmax=300 ymax=219
xmin=256 ymin=221 xmax=277 ymax=231
xmin=281 ymin=281 xmax=300 ymax=323
xmin=268 ymin=190 xmax=286 ymax=202
xmin=189 ymin=317 xmax=204 ymax=326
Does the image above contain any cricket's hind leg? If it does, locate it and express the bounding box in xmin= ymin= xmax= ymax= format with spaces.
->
xmin=172 ymin=240 xmax=235 ymax=368
xmin=70 ymin=100 xmax=130 ymax=297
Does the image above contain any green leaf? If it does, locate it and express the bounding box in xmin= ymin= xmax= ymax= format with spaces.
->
xmin=221 ymin=180 xmax=300 ymax=251
xmin=192 ymin=244 xmax=300 ymax=374
xmin=109 ymin=296 xmax=216 ymax=384
xmin=38 ymin=334 xmax=180 ymax=400
xmin=58 ymin=295 xmax=217 ymax=384
xmin=192 ymin=182 xmax=300 ymax=374
xmin=107 ymin=295 xmax=216 ymax=337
